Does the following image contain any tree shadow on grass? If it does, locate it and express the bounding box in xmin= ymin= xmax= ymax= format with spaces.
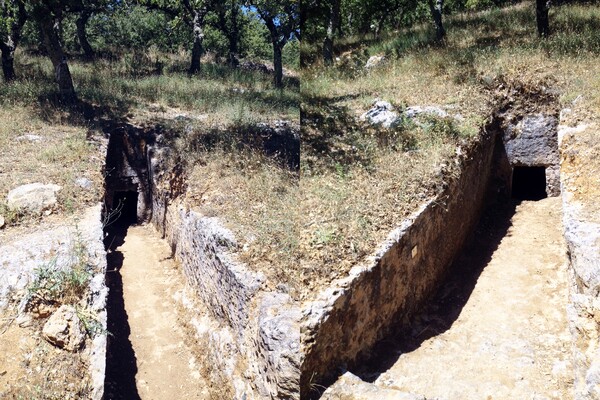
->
xmin=35 ymin=89 xmax=134 ymax=130
xmin=301 ymin=94 xmax=388 ymax=173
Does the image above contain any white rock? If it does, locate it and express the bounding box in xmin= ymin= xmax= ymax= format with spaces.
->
xmin=0 ymin=215 xmax=4 ymax=229
xmin=16 ymin=313 xmax=33 ymax=328
xmin=360 ymin=101 xmax=399 ymax=128
xmin=405 ymin=105 xmax=449 ymax=119
xmin=365 ymin=55 xmax=386 ymax=69
xmin=16 ymin=134 xmax=43 ymax=142
xmin=75 ymin=177 xmax=93 ymax=190
xmin=552 ymin=360 xmax=570 ymax=378
xmin=7 ymin=183 xmax=61 ymax=215
xmin=42 ymin=305 xmax=86 ymax=351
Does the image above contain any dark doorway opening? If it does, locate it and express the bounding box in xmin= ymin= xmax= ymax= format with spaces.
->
xmin=512 ymin=166 xmax=547 ymax=201
xmin=112 ymin=191 xmax=138 ymax=226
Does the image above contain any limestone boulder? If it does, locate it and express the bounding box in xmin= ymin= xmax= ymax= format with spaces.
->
xmin=365 ymin=55 xmax=386 ymax=69
xmin=75 ymin=177 xmax=93 ymax=190
xmin=42 ymin=305 xmax=86 ymax=351
xmin=405 ymin=105 xmax=449 ymax=119
xmin=360 ymin=101 xmax=399 ymax=128
xmin=16 ymin=134 xmax=43 ymax=142
xmin=361 ymin=101 xmax=454 ymax=129
xmin=321 ymin=372 xmax=429 ymax=400
xmin=7 ymin=183 xmax=61 ymax=215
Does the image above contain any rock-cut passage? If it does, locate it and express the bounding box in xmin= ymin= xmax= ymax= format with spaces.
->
xmin=104 ymin=223 xmax=210 ymax=399
xmin=350 ymin=197 xmax=572 ymax=399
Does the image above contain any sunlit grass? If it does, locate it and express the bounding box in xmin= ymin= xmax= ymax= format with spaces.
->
xmin=0 ymin=50 xmax=300 ymax=123
xmin=299 ymin=1 xmax=600 ymax=294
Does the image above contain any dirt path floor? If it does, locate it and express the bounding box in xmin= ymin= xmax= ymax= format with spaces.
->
xmin=366 ymin=197 xmax=572 ymax=399
xmin=105 ymin=224 xmax=209 ymax=400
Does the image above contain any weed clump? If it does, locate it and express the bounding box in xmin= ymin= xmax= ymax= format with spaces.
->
xmin=23 ymin=226 xmax=104 ymax=337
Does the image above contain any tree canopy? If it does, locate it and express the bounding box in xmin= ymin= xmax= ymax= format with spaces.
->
xmin=0 ymin=0 xmax=299 ymax=99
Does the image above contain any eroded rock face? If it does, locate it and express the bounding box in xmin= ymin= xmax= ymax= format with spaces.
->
xmin=559 ymin=121 xmax=600 ymax=400
xmin=150 ymin=197 xmax=301 ymax=399
xmin=504 ymin=114 xmax=560 ymax=196
xmin=257 ymin=293 xmax=301 ymax=400
xmin=300 ymin=132 xmax=499 ymax=394
xmin=42 ymin=305 xmax=86 ymax=352
xmin=7 ymin=183 xmax=61 ymax=215
xmin=505 ymin=114 xmax=559 ymax=166
xmin=321 ymin=372 xmax=428 ymax=400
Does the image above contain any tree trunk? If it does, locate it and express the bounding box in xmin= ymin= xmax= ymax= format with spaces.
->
xmin=76 ymin=11 xmax=94 ymax=60
xmin=39 ymin=13 xmax=76 ymax=102
xmin=428 ymin=0 xmax=446 ymax=41
xmin=323 ymin=0 xmax=340 ymax=65
xmin=273 ymin=42 xmax=283 ymax=88
xmin=0 ymin=42 xmax=16 ymax=82
xmin=375 ymin=13 xmax=387 ymax=38
xmin=536 ymin=0 xmax=550 ymax=37
xmin=189 ymin=10 xmax=205 ymax=75
xmin=228 ymin=0 xmax=240 ymax=67
xmin=0 ymin=2 xmax=26 ymax=82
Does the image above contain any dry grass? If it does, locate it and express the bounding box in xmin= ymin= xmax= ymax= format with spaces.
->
xmin=299 ymin=145 xmax=457 ymax=294
xmin=0 ymin=319 xmax=92 ymax=400
xmin=303 ymin=2 xmax=600 ymax=119
xmin=1 ymin=50 xmax=299 ymax=125
xmin=298 ymin=1 xmax=600 ymax=296
xmin=173 ymin=140 xmax=301 ymax=295
xmin=0 ymin=107 xmax=104 ymax=226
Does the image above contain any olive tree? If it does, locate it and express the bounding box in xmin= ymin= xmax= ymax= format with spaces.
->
xmin=248 ymin=0 xmax=299 ymax=87
xmin=536 ymin=0 xmax=549 ymax=37
xmin=28 ymin=0 xmax=76 ymax=101
xmin=322 ymin=0 xmax=339 ymax=65
xmin=215 ymin=0 xmax=241 ymax=67
xmin=141 ymin=0 xmax=214 ymax=74
xmin=0 ymin=0 xmax=26 ymax=82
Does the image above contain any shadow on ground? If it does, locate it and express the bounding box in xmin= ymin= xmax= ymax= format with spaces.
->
xmin=352 ymin=200 xmax=518 ymax=383
xmin=103 ymin=222 xmax=141 ymax=400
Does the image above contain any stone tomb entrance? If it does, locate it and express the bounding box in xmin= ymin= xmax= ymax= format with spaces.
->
xmin=103 ymin=125 xmax=154 ymax=226
xmin=503 ymin=114 xmax=560 ymax=199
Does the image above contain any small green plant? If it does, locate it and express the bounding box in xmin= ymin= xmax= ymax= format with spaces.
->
xmin=312 ymin=227 xmax=338 ymax=246
xmin=26 ymin=227 xmax=92 ymax=308
xmin=0 ymin=202 xmax=25 ymax=226
xmin=419 ymin=115 xmax=462 ymax=145
xmin=76 ymin=305 xmax=109 ymax=338
xmin=27 ymin=258 xmax=91 ymax=307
